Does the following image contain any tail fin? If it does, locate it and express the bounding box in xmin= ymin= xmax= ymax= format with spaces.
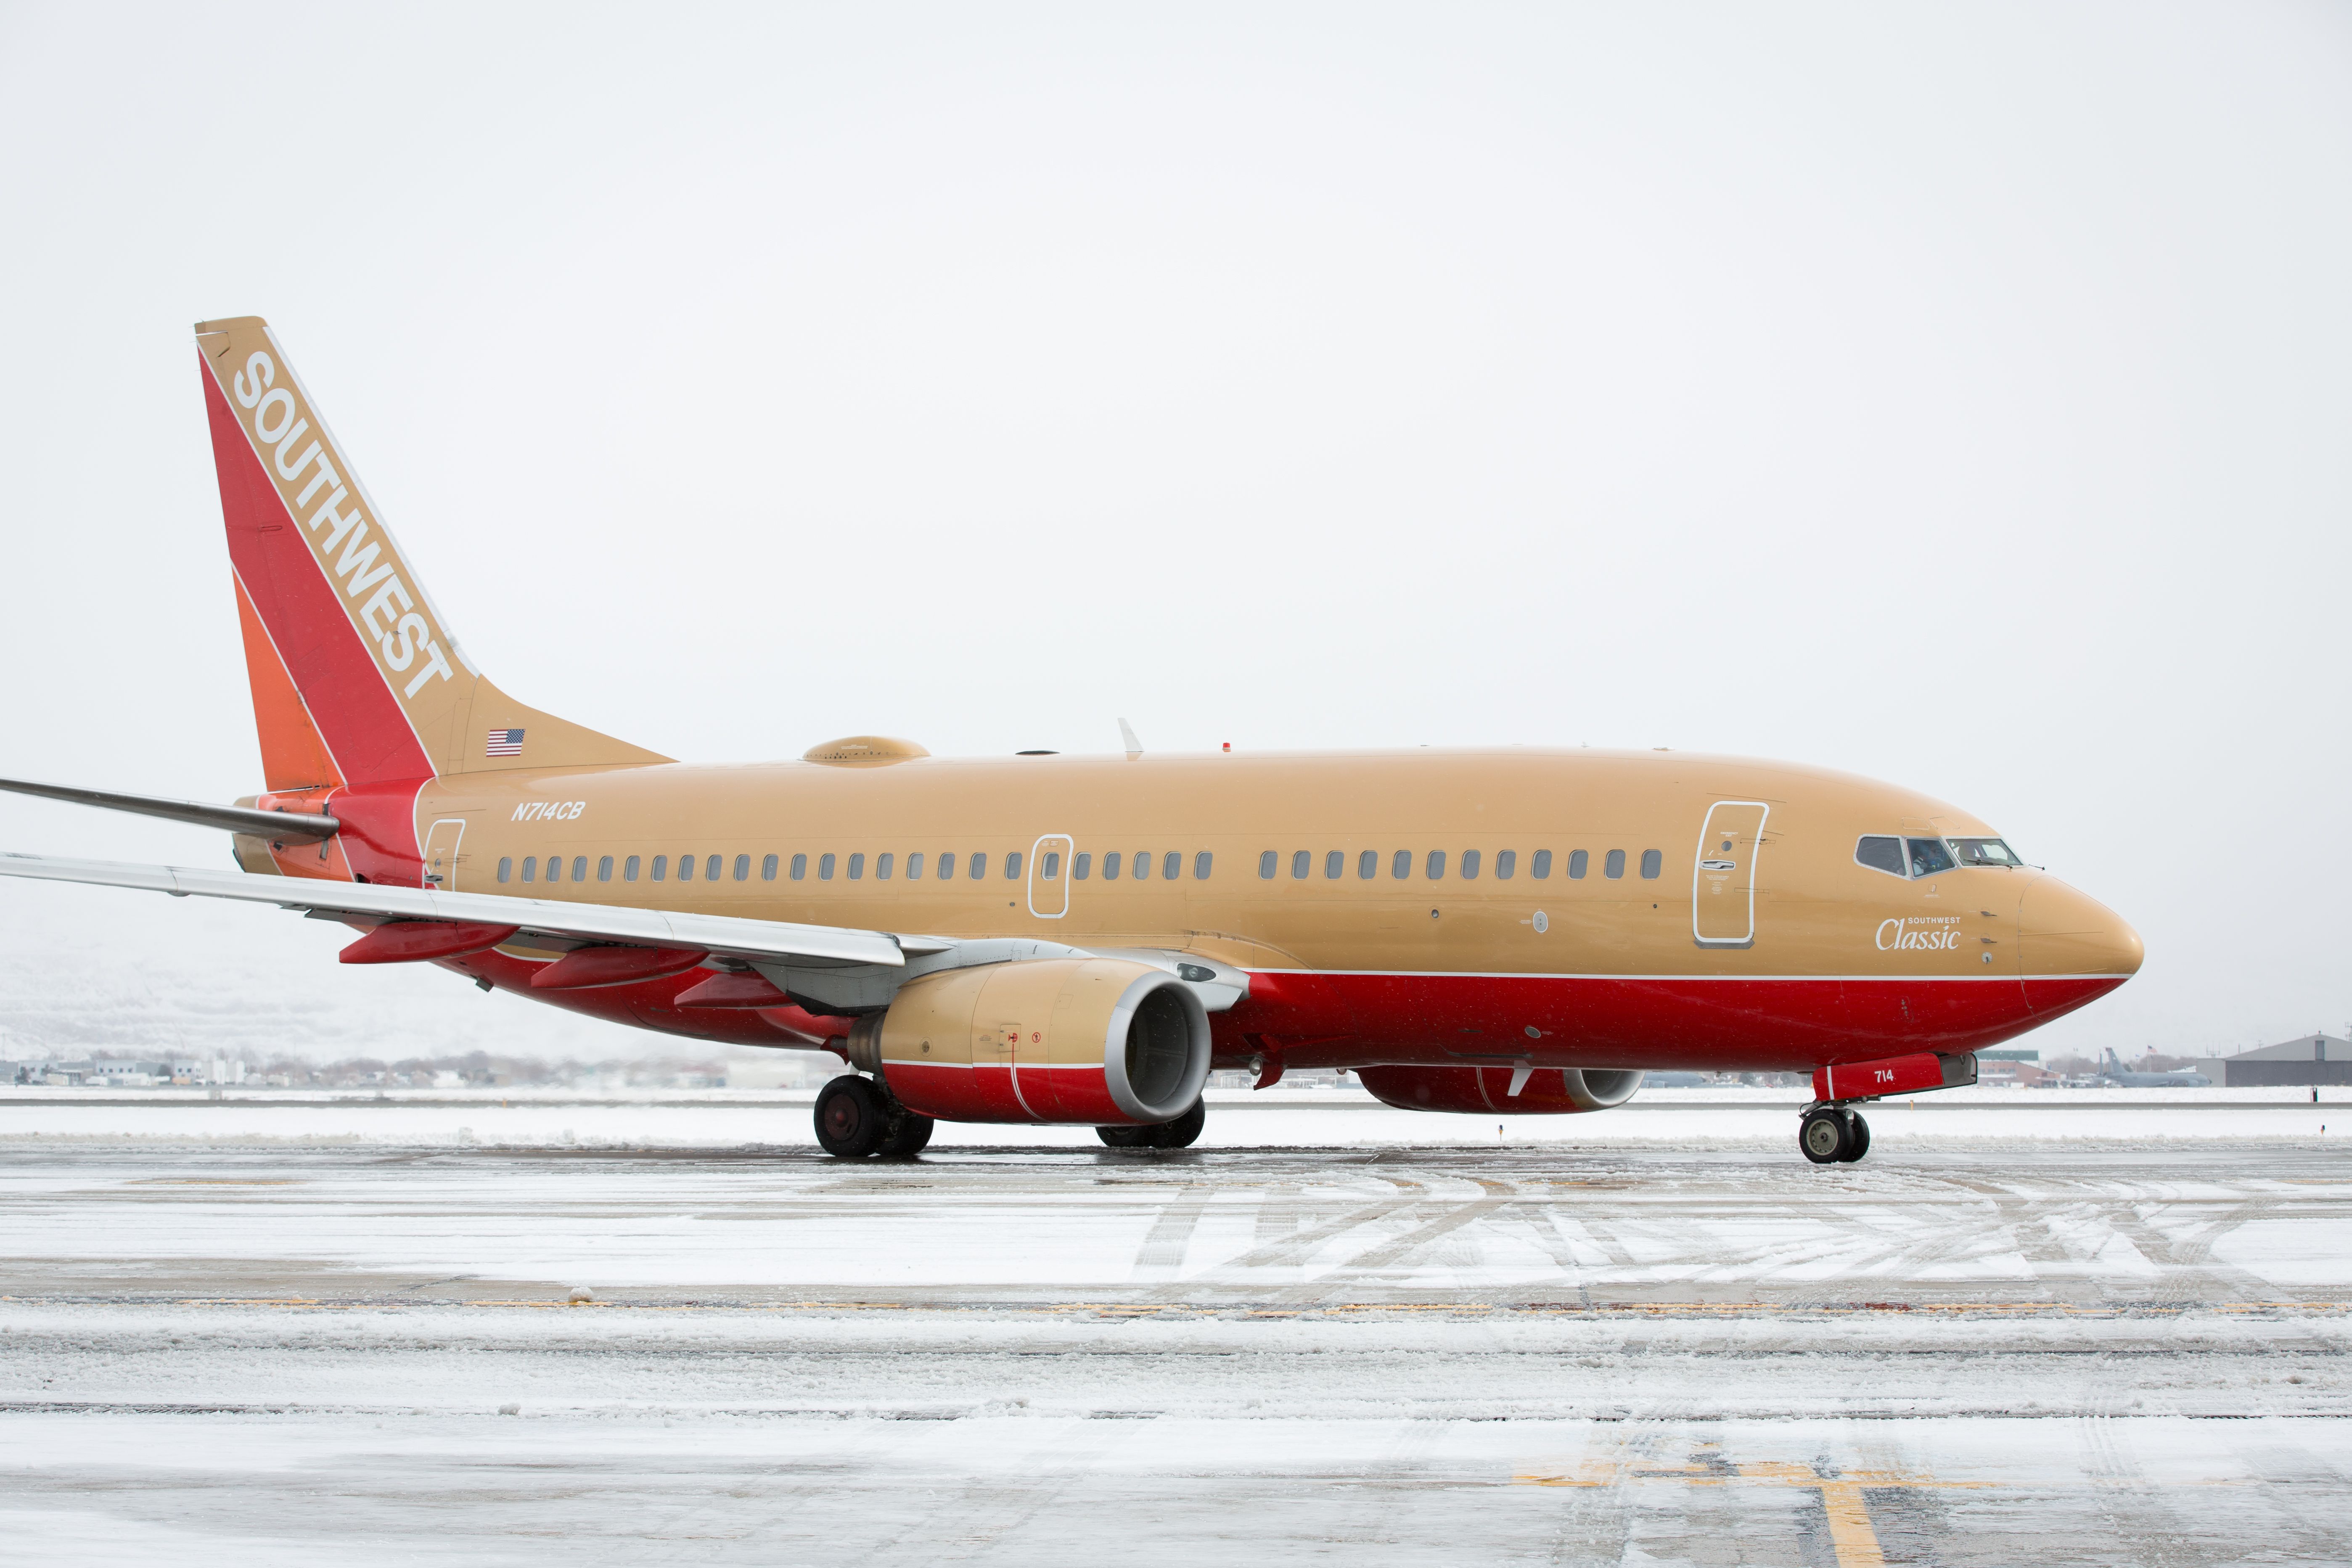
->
xmin=196 ymin=317 xmax=669 ymax=790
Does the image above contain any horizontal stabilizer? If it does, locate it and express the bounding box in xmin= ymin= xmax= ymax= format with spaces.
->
xmin=0 ymin=776 xmax=338 ymax=841
xmin=0 ymin=851 xmax=954 ymax=969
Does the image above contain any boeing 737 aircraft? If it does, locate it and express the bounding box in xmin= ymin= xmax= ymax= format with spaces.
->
xmin=0 ymin=318 xmax=2144 ymax=1164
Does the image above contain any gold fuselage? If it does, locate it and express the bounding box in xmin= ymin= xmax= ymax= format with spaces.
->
xmin=403 ymin=745 xmax=2139 ymax=986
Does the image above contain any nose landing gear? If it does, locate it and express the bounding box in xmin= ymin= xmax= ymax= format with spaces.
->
xmin=1798 ymin=1104 xmax=1870 ymax=1164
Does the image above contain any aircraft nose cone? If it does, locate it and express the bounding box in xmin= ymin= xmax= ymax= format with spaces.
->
xmin=2017 ymin=876 xmax=2143 ymax=978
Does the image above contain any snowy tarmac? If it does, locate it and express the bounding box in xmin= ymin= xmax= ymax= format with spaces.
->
xmin=2 ymin=1092 xmax=2348 ymax=1563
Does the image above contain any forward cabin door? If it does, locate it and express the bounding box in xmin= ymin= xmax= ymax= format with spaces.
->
xmin=1028 ymin=834 xmax=1073 ymax=918
xmin=423 ymin=818 xmax=466 ymax=891
xmin=1692 ymin=801 xmax=1769 ymax=948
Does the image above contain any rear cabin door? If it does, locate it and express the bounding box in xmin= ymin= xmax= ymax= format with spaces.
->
xmin=1028 ymin=834 xmax=1073 ymax=918
xmin=1692 ymin=801 xmax=1769 ymax=947
xmin=423 ymin=818 xmax=466 ymax=891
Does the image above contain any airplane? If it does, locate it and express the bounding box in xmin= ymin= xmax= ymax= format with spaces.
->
xmin=0 ymin=316 xmax=2144 ymax=1166
xmin=2093 ymin=1050 xmax=2209 ymax=1088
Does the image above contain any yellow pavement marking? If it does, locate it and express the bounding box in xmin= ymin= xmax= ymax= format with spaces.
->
xmin=1517 ymin=1453 xmax=1992 ymax=1568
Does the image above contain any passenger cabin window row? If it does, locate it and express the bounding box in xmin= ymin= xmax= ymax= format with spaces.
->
xmin=1254 ymin=847 xmax=1663 ymax=881
xmin=489 ymin=840 xmax=1694 ymax=891
xmin=1855 ymin=834 xmax=2023 ymax=880
xmin=493 ymin=850 xmax=1219 ymax=886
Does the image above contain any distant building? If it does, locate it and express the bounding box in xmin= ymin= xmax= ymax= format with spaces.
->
xmin=2195 ymin=1034 xmax=2352 ymax=1087
xmin=92 ymin=1059 xmax=170 ymax=1087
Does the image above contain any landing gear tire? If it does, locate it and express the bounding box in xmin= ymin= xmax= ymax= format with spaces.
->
xmin=1145 ymin=1099 xmax=1205 ymax=1150
xmin=878 ymin=1110 xmax=934 ymax=1159
xmin=815 ymin=1075 xmax=890 ymax=1159
xmin=1799 ymin=1106 xmax=1851 ymax=1164
xmin=1096 ymin=1099 xmax=1205 ymax=1150
xmin=1838 ymin=1110 xmax=1870 ymax=1163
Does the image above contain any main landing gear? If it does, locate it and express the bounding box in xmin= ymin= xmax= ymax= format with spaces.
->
xmin=1799 ymin=1104 xmax=1871 ymax=1165
xmin=1096 ymin=1098 xmax=1206 ymax=1150
xmin=815 ymin=1074 xmax=934 ymax=1160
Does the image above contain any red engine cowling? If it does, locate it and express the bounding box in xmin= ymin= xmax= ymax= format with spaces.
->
xmin=851 ymin=957 xmax=1211 ymax=1125
xmin=1358 ymin=1064 xmax=1646 ymax=1114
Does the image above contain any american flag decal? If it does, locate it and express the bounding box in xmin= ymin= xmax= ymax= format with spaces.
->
xmin=485 ymin=728 xmax=525 ymax=757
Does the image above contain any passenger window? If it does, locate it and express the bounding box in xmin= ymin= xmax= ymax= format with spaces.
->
xmin=847 ymin=853 xmax=865 ymax=880
xmin=651 ymin=855 xmax=667 ymax=881
xmin=1854 ymin=836 xmax=1905 ymax=877
xmin=907 ymin=852 xmax=924 ymax=879
xmin=762 ymin=853 xmax=778 ymax=881
xmin=937 ymin=852 xmax=954 ymax=881
xmin=1105 ymin=851 xmax=1122 ymax=880
xmin=1358 ymin=850 xmax=1377 ymax=879
xmin=625 ymin=855 xmax=640 ymax=882
xmin=546 ymin=856 xmax=561 ymax=884
xmin=1291 ymin=850 xmax=1310 ymax=880
xmin=1073 ymin=853 xmax=1089 ymax=880
xmin=1568 ymin=849 xmax=1587 ymax=879
xmin=1532 ymin=849 xmax=1551 ymax=879
xmin=734 ymin=854 xmax=750 ymax=882
xmin=1604 ymin=849 xmax=1625 ymax=879
xmin=1134 ymin=851 xmax=1151 ymax=881
xmin=677 ymin=855 xmax=693 ymax=882
xmin=497 ymin=857 xmax=513 ymax=883
xmin=1392 ymin=849 xmax=1412 ymax=879
xmin=818 ymin=853 xmax=834 ymax=881
xmin=522 ymin=856 xmax=537 ymax=883
xmin=1461 ymin=849 xmax=1481 ymax=880
xmin=1426 ymin=850 xmax=1446 ymax=879
xmin=569 ymin=856 xmax=583 ymax=882
xmin=1194 ymin=851 xmax=1212 ymax=880
xmin=1325 ymin=850 xmax=1344 ymax=879
xmin=705 ymin=854 xmax=721 ymax=882
xmin=1496 ymin=849 xmax=1516 ymax=880
xmin=1906 ymin=838 xmax=1956 ymax=877
xmin=1005 ymin=852 xmax=1021 ymax=879
xmin=790 ymin=853 xmax=807 ymax=881
xmin=877 ymin=852 xmax=894 ymax=880
xmin=1258 ymin=850 xmax=1276 ymax=879
xmin=598 ymin=855 xmax=614 ymax=882
xmin=969 ymin=852 xmax=987 ymax=880
xmin=1640 ymin=849 xmax=1661 ymax=879
xmin=1042 ymin=852 xmax=1060 ymax=879
xmin=1164 ymin=851 xmax=1180 ymax=880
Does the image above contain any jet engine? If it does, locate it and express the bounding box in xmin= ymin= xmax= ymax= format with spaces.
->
xmin=845 ymin=957 xmax=1210 ymax=1125
xmin=1357 ymin=1064 xmax=1645 ymax=1115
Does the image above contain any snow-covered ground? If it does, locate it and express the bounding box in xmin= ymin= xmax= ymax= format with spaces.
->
xmin=2 ymin=1101 xmax=2348 ymax=1563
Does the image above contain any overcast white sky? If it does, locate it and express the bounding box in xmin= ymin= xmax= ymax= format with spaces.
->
xmin=0 ymin=3 xmax=2345 ymax=1064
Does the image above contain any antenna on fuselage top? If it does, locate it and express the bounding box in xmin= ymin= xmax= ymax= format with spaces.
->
xmin=1118 ymin=718 xmax=1143 ymax=761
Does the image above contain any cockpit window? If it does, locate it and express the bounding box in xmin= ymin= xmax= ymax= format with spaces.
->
xmin=1906 ymin=837 xmax=1956 ymax=877
xmin=1949 ymin=837 xmax=2022 ymax=867
xmin=1855 ymin=836 xmax=1906 ymax=877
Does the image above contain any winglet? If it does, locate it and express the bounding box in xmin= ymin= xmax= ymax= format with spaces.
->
xmin=1118 ymin=718 xmax=1143 ymax=761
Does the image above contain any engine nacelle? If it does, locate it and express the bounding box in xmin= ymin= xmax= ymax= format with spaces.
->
xmin=1358 ymin=1064 xmax=1646 ymax=1115
xmin=848 ymin=957 xmax=1210 ymax=1125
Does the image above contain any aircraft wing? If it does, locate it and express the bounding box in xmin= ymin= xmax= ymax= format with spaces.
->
xmin=0 ymin=851 xmax=954 ymax=968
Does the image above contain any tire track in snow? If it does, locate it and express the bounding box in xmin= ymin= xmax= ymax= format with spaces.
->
xmin=1127 ymin=1183 xmax=1214 ymax=1283
xmin=1155 ymin=1179 xmax=1427 ymax=1296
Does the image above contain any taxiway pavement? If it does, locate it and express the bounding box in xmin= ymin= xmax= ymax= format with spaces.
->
xmin=1 ymin=1100 xmax=2346 ymax=1563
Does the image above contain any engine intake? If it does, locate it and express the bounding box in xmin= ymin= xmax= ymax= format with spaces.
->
xmin=850 ymin=957 xmax=1210 ymax=1125
xmin=1358 ymin=1064 xmax=1645 ymax=1114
